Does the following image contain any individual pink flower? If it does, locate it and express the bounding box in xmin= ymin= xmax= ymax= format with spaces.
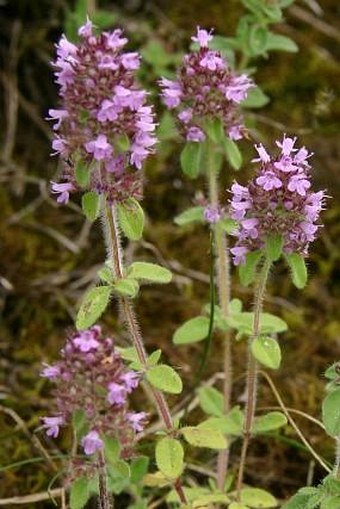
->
xmin=127 ymin=412 xmax=148 ymax=432
xmin=81 ymin=430 xmax=104 ymax=455
xmin=42 ymin=416 xmax=64 ymax=438
xmin=50 ymin=181 xmax=75 ymax=204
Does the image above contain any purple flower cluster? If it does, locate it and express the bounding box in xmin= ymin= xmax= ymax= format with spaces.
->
xmin=41 ymin=325 xmax=147 ymax=458
xmin=229 ymin=136 xmax=326 ymax=265
xmin=159 ymin=27 xmax=254 ymax=142
xmin=48 ymin=19 xmax=157 ymax=204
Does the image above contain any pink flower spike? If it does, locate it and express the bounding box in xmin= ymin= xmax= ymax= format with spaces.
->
xmin=42 ymin=416 xmax=64 ymax=438
xmin=191 ymin=26 xmax=214 ymax=48
xmin=47 ymin=109 xmax=68 ymax=130
xmin=186 ymin=126 xmax=205 ymax=142
xmin=81 ymin=430 xmax=104 ymax=455
xmin=127 ymin=412 xmax=148 ymax=432
xmin=121 ymin=52 xmax=140 ymax=70
xmin=256 ymin=172 xmax=282 ymax=191
xmin=199 ymin=51 xmax=225 ymax=71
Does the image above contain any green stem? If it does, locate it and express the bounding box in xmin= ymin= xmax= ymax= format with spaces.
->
xmin=103 ymin=200 xmax=187 ymax=505
xmin=206 ymin=142 xmax=232 ymax=490
xmin=236 ymin=257 xmax=271 ymax=497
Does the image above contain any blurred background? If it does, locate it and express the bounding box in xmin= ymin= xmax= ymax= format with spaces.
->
xmin=0 ymin=0 xmax=339 ymax=506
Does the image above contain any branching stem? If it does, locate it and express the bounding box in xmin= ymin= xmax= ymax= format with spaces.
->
xmin=236 ymin=257 xmax=271 ymax=497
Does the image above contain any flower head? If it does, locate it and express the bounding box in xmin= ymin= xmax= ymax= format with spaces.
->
xmin=49 ymin=21 xmax=156 ymax=204
xmin=40 ymin=325 xmax=147 ymax=474
xmin=159 ymin=27 xmax=254 ymax=142
xmin=229 ymin=136 xmax=326 ymax=264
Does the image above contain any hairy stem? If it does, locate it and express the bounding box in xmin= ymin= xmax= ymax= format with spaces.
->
xmin=103 ymin=201 xmax=187 ymax=504
xmin=207 ymin=144 xmax=232 ymax=490
xmin=236 ymin=258 xmax=271 ymax=496
xmin=97 ymin=450 xmax=112 ymax=509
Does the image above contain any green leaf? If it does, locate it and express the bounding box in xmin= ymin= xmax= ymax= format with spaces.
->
xmin=193 ymin=494 xmax=231 ymax=506
xmin=230 ymin=298 xmax=243 ymax=313
xmin=97 ymin=266 xmax=114 ymax=284
xmin=266 ymin=33 xmax=298 ymax=53
xmin=114 ymin=133 xmax=130 ymax=153
xmin=76 ymin=286 xmax=111 ymax=330
xmin=72 ymin=409 xmax=87 ymax=437
xmin=158 ymin=111 xmax=178 ymax=141
xmin=219 ymin=217 xmax=238 ymax=234
xmin=155 ymin=437 xmax=184 ymax=479
xmin=180 ymin=142 xmax=203 ymax=179
xmin=281 ymin=489 xmax=319 ymax=509
xmin=252 ymin=411 xmax=287 ymax=433
xmin=199 ymin=408 xmax=244 ymax=436
xmin=146 ymin=365 xmax=183 ymax=394
xmin=240 ymin=488 xmax=277 ymax=508
xmin=82 ymin=191 xmax=100 ymax=221
xmin=113 ymin=278 xmax=139 ymax=298
xmin=229 ymin=503 xmax=249 ymax=509
xmin=91 ymin=10 xmax=118 ymax=30
xmin=127 ymin=262 xmax=172 ymax=284
xmin=321 ymin=495 xmax=340 ymax=509
xmin=204 ymin=118 xmax=224 ymax=144
xmin=249 ymin=25 xmax=269 ymax=57
xmin=117 ymin=198 xmax=144 ymax=241
xmin=75 ymin=161 xmax=90 ymax=187
xmin=130 ymin=456 xmax=149 ymax=484
xmin=239 ymin=250 xmax=263 ymax=286
xmin=173 ymin=316 xmax=210 ymax=345
xmin=70 ymin=477 xmax=90 ymax=509
xmin=181 ymin=425 xmax=227 ymax=449
xmin=224 ymin=138 xmax=242 ymax=170
xmin=174 ymin=206 xmax=205 ymax=226
xmin=198 ymin=386 xmax=224 ymax=416
xmin=266 ymin=234 xmax=283 ymax=262
xmin=325 ymin=362 xmax=340 ymax=381
xmin=107 ymin=461 xmax=130 ymax=494
xmin=251 ymin=336 xmax=281 ymax=369
xmin=322 ymin=389 xmax=340 ymax=437
xmin=147 ymin=349 xmax=162 ymax=366
xmin=103 ymin=437 xmax=120 ymax=465
xmin=227 ymin=312 xmax=287 ymax=335
xmin=286 ymin=253 xmax=308 ymax=289
xmin=116 ymin=346 xmax=138 ymax=363
xmin=242 ymin=86 xmax=270 ymax=108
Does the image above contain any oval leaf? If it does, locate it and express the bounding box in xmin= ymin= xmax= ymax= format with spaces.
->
xmin=70 ymin=477 xmax=90 ymax=509
xmin=146 ymin=365 xmax=183 ymax=394
xmin=155 ymin=437 xmax=184 ymax=479
xmin=224 ymin=138 xmax=242 ymax=170
xmin=174 ymin=206 xmax=205 ymax=226
xmin=252 ymin=411 xmax=287 ymax=433
xmin=117 ymin=198 xmax=144 ymax=241
xmin=266 ymin=234 xmax=283 ymax=262
xmin=199 ymin=406 xmax=244 ymax=436
xmin=239 ymin=250 xmax=263 ymax=287
xmin=240 ymin=488 xmax=277 ymax=508
xmin=82 ymin=191 xmax=100 ymax=221
xmin=113 ymin=278 xmax=139 ymax=298
xmin=322 ymin=389 xmax=340 ymax=437
xmin=251 ymin=336 xmax=281 ymax=369
xmin=198 ymin=386 xmax=224 ymax=416
xmin=242 ymin=86 xmax=270 ymax=108
xmin=127 ymin=262 xmax=172 ymax=284
xmin=181 ymin=426 xmax=227 ymax=450
xmin=173 ymin=316 xmax=210 ymax=345
xmin=227 ymin=312 xmax=287 ymax=335
xmin=76 ymin=286 xmax=111 ymax=330
xmin=180 ymin=142 xmax=202 ymax=179
xmin=286 ymin=253 xmax=307 ymax=289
